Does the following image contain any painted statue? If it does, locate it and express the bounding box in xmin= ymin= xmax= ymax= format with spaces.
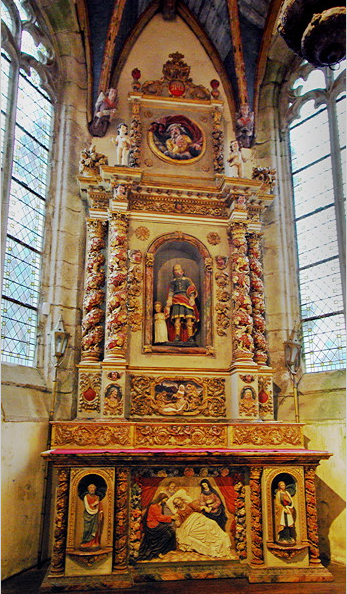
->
xmin=80 ymin=484 xmax=104 ymax=550
xmin=149 ymin=115 xmax=203 ymax=161
xmin=164 ymin=263 xmax=199 ymax=342
xmin=235 ymin=103 xmax=254 ymax=148
xmin=137 ymin=493 xmax=176 ymax=561
xmin=111 ymin=123 xmax=131 ymax=166
xmin=274 ymin=480 xmax=296 ymax=545
xmin=199 ymin=479 xmax=227 ymax=530
xmin=171 ymin=496 xmax=231 ymax=557
xmin=154 ymin=301 xmax=168 ymax=343
xmin=88 ymin=88 xmax=118 ymax=137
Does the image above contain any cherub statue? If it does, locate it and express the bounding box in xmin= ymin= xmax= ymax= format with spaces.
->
xmin=228 ymin=140 xmax=244 ymax=177
xmin=111 ymin=123 xmax=131 ymax=166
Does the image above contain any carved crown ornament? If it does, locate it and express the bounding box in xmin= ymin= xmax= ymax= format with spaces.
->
xmin=138 ymin=53 xmax=212 ymax=101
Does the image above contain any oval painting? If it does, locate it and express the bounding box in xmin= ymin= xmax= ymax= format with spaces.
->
xmin=148 ymin=115 xmax=205 ymax=165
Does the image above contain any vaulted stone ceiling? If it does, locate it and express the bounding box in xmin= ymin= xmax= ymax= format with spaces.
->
xmin=83 ymin=0 xmax=277 ymax=111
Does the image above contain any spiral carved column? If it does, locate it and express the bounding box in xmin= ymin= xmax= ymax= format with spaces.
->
xmin=249 ymin=466 xmax=264 ymax=566
xmin=105 ymin=213 xmax=129 ymax=360
xmin=129 ymin=99 xmax=142 ymax=168
xmin=304 ymin=466 xmax=322 ymax=565
xmin=229 ymin=221 xmax=254 ymax=361
xmin=50 ymin=468 xmax=70 ymax=575
xmin=212 ymin=106 xmax=224 ymax=174
xmin=248 ymin=232 xmax=268 ymax=366
xmin=81 ymin=220 xmax=106 ymax=361
xmin=113 ymin=467 xmax=130 ymax=570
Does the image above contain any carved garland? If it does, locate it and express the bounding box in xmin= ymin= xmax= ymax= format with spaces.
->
xmin=50 ymin=468 xmax=70 ymax=575
xmin=135 ymin=424 xmax=227 ymax=447
xmin=105 ymin=213 xmax=129 ymax=359
xmin=129 ymin=99 xmax=142 ymax=168
xmin=127 ymin=249 xmax=143 ymax=332
xmin=212 ymin=106 xmax=225 ymax=174
xmin=304 ymin=466 xmax=321 ymax=565
xmin=234 ymin=475 xmax=247 ymax=560
xmin=228 ymin=222 xmax=254 ymax=360
xmin=233 ymin=425 xmax=302 ymax=446
xmin=51 ymin=423 xmax=131 ymax=447
xmin=215 ymin=261 xmax=231 ymax=336
xmin=248 ymin=232 xmax=268 ymax=366
xmin=113 ymin=467 xmax=130 ymax=570
xmin=81 ymin=220 xmax=106 ymax=361
xmin=249 ymin=467 xmax=264 ymax=565
xmin=79 ymin=372 xmax=101 ymax=412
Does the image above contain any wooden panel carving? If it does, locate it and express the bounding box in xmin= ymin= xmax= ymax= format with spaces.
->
xmin=135 ymin=423 xmax=227 ymax=447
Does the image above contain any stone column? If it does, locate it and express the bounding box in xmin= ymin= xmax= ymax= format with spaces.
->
xmin=304 ymin=466 xmax=321 ymax=565
xmin=229 ymin=221 xmax=254 ymax=361
xmin=129 ymin=99 xmax=141 ymax=168
xmin=81 ymin=220 xmax=106 ymax=361
xmin=248 ymin=232 xmax=268 ymax=366
xmin=50 ymin=468 xmax=70 ymax=575
xmin=113 ymin=467 xmax=130 ymax=571
xmin=105 ymin=213 xmax=129 ymax=361
xmin=249 ymin=466 xmax=264 ymax=566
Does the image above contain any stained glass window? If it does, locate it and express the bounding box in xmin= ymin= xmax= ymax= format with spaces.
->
xmin=288 ymin=64 xmax=346 ymax=373
xmin=1 ymin=2 xmax=54 ymax=365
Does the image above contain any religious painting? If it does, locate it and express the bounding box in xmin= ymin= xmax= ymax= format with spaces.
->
xmin=103 ymin=383 xmax=122 ymax=416
xmin=66 ymin=469 xmax=114 ymax=570
xmin=148 ymin=115 xmax=205 ymax=164
xmin=129 ymin=467 xmax=246 ymax=565
xmin=272 ymin=473 xmax=297 ymax=545
xmin=154 ymin=379 xmax=203 ymax=415
xmin=239 ymin=385 xmax=257 ymax=416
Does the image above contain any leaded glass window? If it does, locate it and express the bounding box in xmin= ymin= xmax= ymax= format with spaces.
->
xmin=1 ymin=0 xmax=55 ymax=365
xmin=287 ymin=61 xmax=346 ymax=373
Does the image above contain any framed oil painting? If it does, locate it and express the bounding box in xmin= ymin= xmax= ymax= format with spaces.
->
xmin=148 ymin=115 xmax=205 ymax=165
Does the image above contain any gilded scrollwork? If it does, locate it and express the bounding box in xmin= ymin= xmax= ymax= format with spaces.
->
xmin=81 ymin=220 xmax=107 ymax=361
xmin=234 ymin=475 xmax=247 ymax=560
xmin=130 ymin=376 xmax=226 ymax=418
xmin=304 ymin=466 xmax=321 ymax=565
xmin=52 ymin=423 xmax=131 ymax=447
xmin=127 ymin=249 xmax=143 ymax=332
xmin=135 ymin=423 xmax=226 ymax=447
xmin=105 ymin=213 xmax=129 ymax=358
xmin=129 ymin=195 xmax=226 ymax=218
xmin=215 ymin=262 xmax=231 ymax=337
xmin=79 ymin=372 xmax=101 ymax=412
xmin=233 ymin=425 xmax=302 ymax=446
xmin=248 ymin=233 xmax=268 ymax=365
xmin=212 ymin=106 xmax=224 ymax=174
xmin=50 ymin=469 xmax=70 ymax=575
xmin=113 ymin=467 xmax=129 ymax=569
xmin=129 ymin=99 xmax=142 ymax=167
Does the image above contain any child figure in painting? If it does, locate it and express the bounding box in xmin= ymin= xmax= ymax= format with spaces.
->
xmin=111 ymin=123 xmax=131 ymax=166
xmin=154 ymin=301 xmax=168 ymax=343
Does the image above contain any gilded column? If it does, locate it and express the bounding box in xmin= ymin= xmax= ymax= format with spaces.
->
xmin=105 ymin=212 xmax=129 ymax=360
xmin=248 ymin=232 xmax=268 ymax=366
xmin=81 ymin=220 xmax=106 ymax=361
xmin=249 ymin=466 xmax=264 ymax=566
xmin=212 ymin=105 xmax=225 ymax=174
xmin=229 ymin=221 xmax=254 ymax=361
xmin=113 ymin=467 xmax=130 ymax=570
xmin=304 ymin=466 xmax=321 ymax=565
xmin=129 ymin=99 xmax=141 ymax=168
xmin=50 ymin=468 xmax=70 ymax=575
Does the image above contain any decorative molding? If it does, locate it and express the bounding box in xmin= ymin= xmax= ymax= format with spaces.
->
xmin=51 ymin=424 xmax=131 ymax=447
xmin=79 ymin=372 xmax=101 ymax=412
xmin=113 ymin=468 xmax=130 ymax=569
xmin=248 ymin=232 xmax=268 ymax=366
xmin=129 ymin=192 xmax=227 ymax=218
xmin=129 ymin=99 xmax=142 ymax=167
xmin=233 ymin=425 xmax=302 ymax=447
xmin=135 ymin=423 xmax=227 ymax=447
xmin=135 ymin=226 xmax=150 ymax=240
xmin=234 ymin=474 xmax=247 ymax=560
xmin=50 ymin=469 xmax=70 ymax=575
xmin=249 ymin=467 xmax=264 ymax=565
xmin=212 ymin=106 xmax=225 ymax=173
xmin=304 ymin=466 xmax=322 ymax=565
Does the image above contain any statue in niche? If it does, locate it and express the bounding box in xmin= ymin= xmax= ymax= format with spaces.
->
xmin=111 ymin=123 xmax=131 ymax=166
xmin=88 ymin=88 xmax=118 ymax=137
xmin=149 ymin=115 xmax=203 ymax=162
xmin=164 ymin=263 xmax=199 ymax=343
xmin=80 ymin=484 xmax=104 ymax=550
xmin=154 ymin=301 xmax=169 ymax=344
xmin=274 ymin=479 xmax=296 ymax=545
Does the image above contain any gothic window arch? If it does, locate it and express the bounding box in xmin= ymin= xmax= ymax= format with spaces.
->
xmin=1 ymin=0 xmax=57 ymax=365
xmin=285 ymin=60 xmax=346 ymax=373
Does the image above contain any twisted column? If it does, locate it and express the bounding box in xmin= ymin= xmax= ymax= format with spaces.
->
xmin=81 ymin=220 xmax=106 ymax=361
xmin=113 ymin=467 xmax=130 ymax=570
xmin=212 ymin=106 xmax=225 ymax=174
xmin=105 ymin=213 xmax=129 ymax=360
xmin=249 ymin=466 xmax=264 ymax=566
xmin=229 ymin=221 xmax=254 ymax=361
xmin=50 ymin=468 xmax=70 ymax=575
xmin=304 ymin=466 xmax=321 ymax=565
xmin=248 ymin=232 xmax=268 ymax=365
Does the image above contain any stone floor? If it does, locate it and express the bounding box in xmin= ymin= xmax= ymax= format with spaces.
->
xmin=2 ymin=562 xmax=345 ymax=594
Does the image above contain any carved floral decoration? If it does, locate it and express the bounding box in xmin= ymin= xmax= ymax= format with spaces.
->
xmin=135 ymin=226 xmax=150 ymax=241
xmin=207 ymin=232 xmax=220 ymax=245
xmin=248 ymin=233 xmax=268 ymax=365
xmin=129 ymin=99 xmax=142 ymax=167
xmin=135 ymin=423 xmax=226 ymax=447
xmin=249 ymin=467 xmax=264 ymax=565
xmin=79 ymin=372 xmax=101 ymax=412
xmin=52 ymin=423 xmax=131 ymax=447
xmin=234 ymin=475 xmax=247 ymax=560
xmin=215 ymin=261 xmax=231 ymax=336
xmin=113 ymin=468 xmax=129 ymax=569
xmin=127 ymin=249 xmax=143 ymax=332
xmin=258 ymin=375 xmax=274 ymax=418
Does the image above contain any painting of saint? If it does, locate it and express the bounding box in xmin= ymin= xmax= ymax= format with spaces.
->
xmin=137 ymin=493 xmax=176 ymax=561
xmin=149 ymin=115 xmax=204 ymax=163
xmin=273 ymin=478 xmax=296 ymax=545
